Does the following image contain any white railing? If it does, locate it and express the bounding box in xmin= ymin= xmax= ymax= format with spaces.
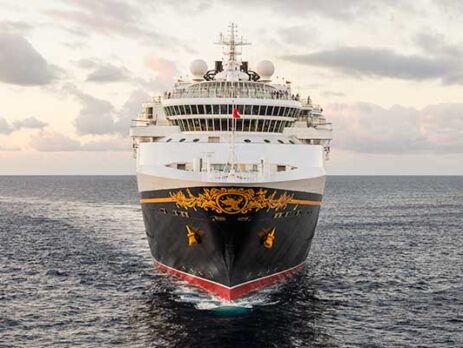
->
xmin=201 ymin=169 xmax=262 ymax=183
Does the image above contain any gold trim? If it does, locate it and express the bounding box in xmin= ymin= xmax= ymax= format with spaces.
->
xmin=287 ymin=198 xmax=322 ymax=206
xmin=140 ymin=197 xmax=175 ymax=204
xmin=140 ymin=188 xmax=321 ymax=214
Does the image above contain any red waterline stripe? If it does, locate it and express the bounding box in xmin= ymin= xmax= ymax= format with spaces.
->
xmin=153 ymin=259 xmax=304 ymax=301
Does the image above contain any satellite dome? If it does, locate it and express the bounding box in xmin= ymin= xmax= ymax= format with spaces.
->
xmin=190 ymin=59 xmax=208 ymax=79
xmin=256 ymin=60 xmax=275 ymax=80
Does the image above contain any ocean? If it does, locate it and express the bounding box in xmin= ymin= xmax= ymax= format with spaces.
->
xmin=0 ymin=176 xmax=462 ymax=347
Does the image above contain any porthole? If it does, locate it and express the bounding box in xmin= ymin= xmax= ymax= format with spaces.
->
xmin=244 ymin=139 xmax=251 ymax=143
xmin=179 ymin=138 xmax=186 ymax=142
xmin=166 ymin=138 xmax=172 ymax=142
xmin=278 ymin=140 xmax=284 ymax=144
xmin=264 ymin=139 xmax=271 ymax=143
xmin=193 ymin=138 xmax=200 ymax=142
xmin=289 ymin=140 xmax=295 ymax=144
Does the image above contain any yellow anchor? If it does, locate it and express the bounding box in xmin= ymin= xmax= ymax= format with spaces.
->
xmin=186 ymin=225 xmax=199 ymax=247
xmin=263 ymin=228 xmax=276 ymax=249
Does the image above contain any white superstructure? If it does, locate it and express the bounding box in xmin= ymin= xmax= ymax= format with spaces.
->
xmin=130 ymin=24 xmax=332 ymax=195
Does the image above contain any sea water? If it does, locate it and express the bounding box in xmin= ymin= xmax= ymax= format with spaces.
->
xmin=0 ymin=176 xmax=462 ymax=347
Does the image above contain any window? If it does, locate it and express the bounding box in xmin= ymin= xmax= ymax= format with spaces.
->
xmin=213 ymin=104 xmax=219 ymax=114
xmin=277 ymin=165 xmax=286 ymax=172
xmin=259 ymin=105 xmax=267 ymax=115
xmin=193 ymin=138 xmax=200 ymax=142
xmin=253 ymin=105 xmax=260 ymax=115
xmin=273 ymin=107 xmax=280 ymax=116
xmin=185 ymin=105 xmax=192 ymax=114
xmin=205 ymin=104 xmax=212 ymax=114
xmin=278 ymin=107 xmax=285 ymax=116
xmin=289 ymin=140 xmax=295 ymax=144
xmin=244 ymin=104 xmax=252 ymax=115
xmin=179 ymin=138 xmax=186 ymax=142
xmin=177 ymin=163 xmax=186 ymax=170
xmin=264 ymin=139 xmax=271 ymax=143
xmin=191 ymin=105 xmax=198 ymax=115
xmin=278 ymin=139 xmax=284 ymax=144
xmin=208 ymin=136 xmax=220 ymax=143
xmin=197 ymin=105 xmax=205 ymax=114
xmin=220 ymin=104 xmax=227 ymax=115
xmin=220 ymin=119 xmax=228 ymax=131
xmin=166 ymin=138 xmax=172 ymax=142
xmin=270 ymin=121 xmax=277 ymax=132
xmin=243 ymin=119 xmax=251 ymax=131
xmin=244 ymin=139 xmax=251 ymax=143
xmin=267 ymin=106 xmax=274 ymax=116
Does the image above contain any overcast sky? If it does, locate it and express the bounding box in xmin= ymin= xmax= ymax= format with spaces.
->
xmin=0 ymin=0 xmax=462 ymax=175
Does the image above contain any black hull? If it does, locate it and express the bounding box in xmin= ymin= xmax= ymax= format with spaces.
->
xmin=140 ymin=186 xmax=322 ymax=299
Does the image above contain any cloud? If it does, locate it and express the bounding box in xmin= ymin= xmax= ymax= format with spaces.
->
xmin=282 ymin=46 xmax=463 ymax=84
xmin=43 ymin=0 xmax=186 ymax=49
xmin=114 ymin=89 xmax=150 ymax=134
xmin=325 ymin=102 xmax=463 ymax=154
xmin=0 ymin=20 xmax=32 ymax=34
xmin=63 ymin=85 xmax=150 ymax=136
xmin=45 ymin=0 xmax=143 ymax=37
xmin=29 ymin=130 xmax=82 ymax=151
xmin=277 ymin=25 xmax=316 ymax=46
xmin=0 ymin=145 xmax=20 ymax=151
xmin=0 ymin=116 xmax=48 ymax=134
xmin=0 ymin=32 xmax=59 ymax=86
xmin=29 ymin=130 xmax=131 ymax=152
xmin=63 ymin=85 xmax=116 ymax=135
xmin=144 ymin=55 xmax=177 ymax=78
xmin=86 ymin=64 xmax=131 ymax=83
xmin=12 ymin=117 xmax=48 ymax=130
xmin=222 ymin=0 xmax=403 ymax=19
xmin=0 ymin=117 xmax=12 ymax=134
xmin=75 ymin=58 xmax=131 ymax=83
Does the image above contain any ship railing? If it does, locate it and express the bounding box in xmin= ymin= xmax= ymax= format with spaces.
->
xmin=309 ymin=122 xmax=333 ymax=131
xmin=165 ymin=90 xmax=299 ymax=101
xmin=202 ymin=170 xmax=261 ymax=182
xmin=131 ymin=119 xmax=155 ymax=127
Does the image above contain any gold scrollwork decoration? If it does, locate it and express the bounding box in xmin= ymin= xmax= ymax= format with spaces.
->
xmin=169 ymin=188 xmax=294 ymax=215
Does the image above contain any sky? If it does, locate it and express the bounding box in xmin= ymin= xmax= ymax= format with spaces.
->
xmin=0 ymin=0 xmax=462 ymax=175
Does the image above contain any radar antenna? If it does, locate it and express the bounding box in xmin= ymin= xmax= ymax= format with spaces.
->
xmin=215 ymin=23 xmax=250 ymax=64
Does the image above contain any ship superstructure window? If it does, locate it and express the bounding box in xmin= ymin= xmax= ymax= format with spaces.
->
xmin=177 ymin=119 xmax=288 ymax=132
xmin=164 ymin=104 xmax=299 ymax=117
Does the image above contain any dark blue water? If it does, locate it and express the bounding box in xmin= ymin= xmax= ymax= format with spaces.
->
xmin=1 ymin=176 xmax=462 ymax=347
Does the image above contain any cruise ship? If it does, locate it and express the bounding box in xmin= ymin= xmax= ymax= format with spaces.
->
xmin=130 ymin=24 xmax=333 ymax=301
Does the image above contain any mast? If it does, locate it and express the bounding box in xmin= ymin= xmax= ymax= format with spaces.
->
xmin=215 ymin=23 xmax=250 ymax=81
